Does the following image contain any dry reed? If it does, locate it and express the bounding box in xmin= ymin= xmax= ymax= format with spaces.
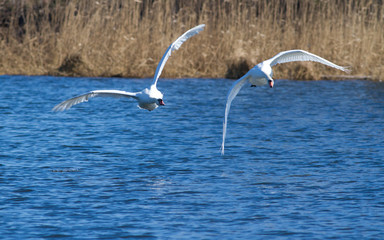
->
xmin=0 ymin=0 xmax=383 ymax=80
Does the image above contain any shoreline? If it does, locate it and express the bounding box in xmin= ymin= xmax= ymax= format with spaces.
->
xmin=1 ymin=74 xmax=376 ymax=82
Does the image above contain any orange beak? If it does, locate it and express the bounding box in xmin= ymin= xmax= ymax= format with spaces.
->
xmin=269 ymin=81 xmax=274 ymax=88
xmin=158 ymin=99 xmax=165 ymax=105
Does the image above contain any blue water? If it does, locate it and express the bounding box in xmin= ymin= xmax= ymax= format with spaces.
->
xmin=0 ymin=75 xmax=383 ymax=239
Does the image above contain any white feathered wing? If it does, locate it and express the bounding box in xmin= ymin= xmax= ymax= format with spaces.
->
xmin=151 ymin=24 xmax=205 ymax=88
xmin=53 ymin=90 xmax=138 ymax=112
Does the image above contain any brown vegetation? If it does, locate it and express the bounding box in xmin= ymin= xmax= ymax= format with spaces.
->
xmin=0 ymin=0 xmax=383 ymax=80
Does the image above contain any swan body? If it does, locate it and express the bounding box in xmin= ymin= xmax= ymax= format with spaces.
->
xmin=221 ymin=49 xmax=350 ymax=155
xmin=53 ymin=24 xmax=205 ymax=112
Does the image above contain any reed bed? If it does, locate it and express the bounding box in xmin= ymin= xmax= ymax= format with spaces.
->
xmin=0 ymin=0 xmax=383 ymax=80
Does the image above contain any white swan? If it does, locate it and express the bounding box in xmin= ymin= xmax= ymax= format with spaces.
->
xmin=53 ymin=24 xmax=205 ymax=112
xmin=221 ymin=49 xmax=350 ymax=155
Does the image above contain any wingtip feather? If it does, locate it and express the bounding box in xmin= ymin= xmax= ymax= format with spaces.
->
xmin=220 ymin=146 xmax=225 ymax=156
xmin=52 ymin=103 xmax=65 ymax=112
xmin=342 ymin=66 xmax=352 ymax=74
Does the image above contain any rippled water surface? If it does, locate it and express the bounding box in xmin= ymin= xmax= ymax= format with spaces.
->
xmin=1 ymin=75 xmax=384 ymax=239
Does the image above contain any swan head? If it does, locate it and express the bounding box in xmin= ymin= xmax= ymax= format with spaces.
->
xmin=152 ymin=90 xmax=164 ymax=106
xmin=148 ymin=86 xmax=165 ymax=105
xmin=268 ymin=79 xmax=274 ymax=88
xmin=157 ymin=99 xmax=165 ymax=106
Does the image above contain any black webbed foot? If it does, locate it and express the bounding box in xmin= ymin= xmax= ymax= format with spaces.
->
xmin=251 ymin=85 xmax=257 ymax=87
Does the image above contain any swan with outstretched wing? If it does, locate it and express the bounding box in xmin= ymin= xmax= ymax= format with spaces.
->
xmin=53 ymin=24 xmax=205 ymax=112
xmin=221 ymin=49 xmax=350 ymax=155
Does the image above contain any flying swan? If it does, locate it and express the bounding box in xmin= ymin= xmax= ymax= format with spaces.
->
xmin=221 ymin=49 xmax=350 ymax=155
xmin=53 ymin=24 xmax=205 ymax=112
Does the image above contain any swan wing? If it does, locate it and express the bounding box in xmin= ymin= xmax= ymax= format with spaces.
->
xmin=221 ymin=74 xmax=250 ymax=155
xmin=151 ymin=24 xmax=205 ymax=88
xmin=53 ymin=90 xmax=138 ymax=111
xmin=269 ymin=49 xmax=350 ymax=72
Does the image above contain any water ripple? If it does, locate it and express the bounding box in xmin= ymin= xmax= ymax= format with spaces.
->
xmin=0 ymin=77 xmax=383 ymax=239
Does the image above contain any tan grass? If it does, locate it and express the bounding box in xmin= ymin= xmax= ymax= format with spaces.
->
xmin=0 ymin=0 xmax=383 ymax=80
